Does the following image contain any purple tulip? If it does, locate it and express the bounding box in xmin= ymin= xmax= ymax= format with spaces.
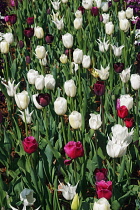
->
xmin=91 ymin=7 xmax=99 ymax=16
xmin=93 ymin=81 xmax=105 ymax=96
xmin=19 ymin=40 xmax=24 ymax=49
xmin=26 ymin=17 xmax=34 ymax=25
xmin=36 ymin=93 xmax=51 ymax=107
xmin=24 ymin=28 xmax=34 ymax=38
xmin=45 ymin=34 xmax=54 ymax=44
xmin=113 ymin=63 xmax=124 ymax=73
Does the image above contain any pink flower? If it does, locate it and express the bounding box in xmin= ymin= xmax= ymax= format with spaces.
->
xmin=94 ymin=168 xmax=108 ymax=182
xmin=64 ymin=159 xmax=73 ymax=165
xmin=22 ymin=136 xmax=38 ymax=154
xmin=64 ymin=141 xmax=84 ymax=159
xmin=96 ymin=180 xmax=113 ymax=200
xmin=116 ymin=98 xmax=120 ymax=110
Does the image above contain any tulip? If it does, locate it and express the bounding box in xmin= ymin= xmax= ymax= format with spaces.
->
xmin=45 ymin=34 xmax=54 ymax=44
xmin=3 ymin=33 xmax=14 ymax=44
xmin=34 ymin=26 xmax=44 ymax=39
xmin=26 ymin=17 xmax=34 ymax=25
xmin=60 ymin=54 xmax=68 ymax=63
xmin=96 ymin=38 xmax=109 ymax=52
xmin=78 ymin=6 xmax=85 ymax=14
xmin=15 ymin=90 xmax=30 ymax=110
xmin=61 ymin=0 xmax=68 ymax=3
xmin=105 ymin=21 xmax=114 ymax=35
xmin=118 ymin=10 xmax=126 ymax=20
xmin=20 ymin=188 xmax=36 ymax=205
xmin=10 ymin=0 xmax=18 ymax=7
xmin=19 ymin=108 xmax=34 ymax=124
xmin=64 ymin=141 xmax=84 ymax=159
xmin=96 ymin=180 xmax=112 ymax=200
xmin=4 ymin=14 xmax=17 ymax=24
xmin=64 ymin=79 xmax=76 ymax=97
xmin=117 ymin=105 xmax=128 ymax=118
xmin=19 ymin=40 xmax=24 ymax=49
xmin=58 ymin=182 xmax=78 ymax=200
xmin=0 ymin=41 xmax=9 ymax=53
xmin=51 ymin=1 xmax=61 ymax=10
xmin=35 ymin=75 xmax=45 ymax=90
xmin=120 ymin=94 xmax=133 ymax=110
xmin=1 ymin=80 xmax=20 ymax=97
xmin=26 ymin=56 xmax=31 ymax=64
xmin=93 ymin=198 xmax=111 ymax=210
xmin=44 ymin=74 xmax=56 ymax=90
xmin=124 ymin=118 xmax=134 ymax=128
xmin=32 ymin=94 xmax=44 ymax=109
xmin=101 ymin=2 xmax=109 ymax=12
xmin=102 ymin=13 xmax=110 ymax=24
xmin=24 ymin=28 xmax=34 ymax=38
xmin=94 ymin=0 xmax=102 ymax=8
xmin=125 ymin=7 xmax=133 ymax=19
xmin=119 ymin=66 xmax=131 ymax=83
xmin=91 ymin=7 xmax=99 ymax=16
xmin=119 ymin=19 xmax=130 ymax=32
xmin=75 ymin=10 xmax=82 ymax=18
xmin=113 ymin=63 xmax=124 ymax=73
xmin=74 ymin=18 xmax=82 ymax=30
xmin=64 ymin=159 xmax=73 ymax=165
xmin=82 ymin=55 xmax=91 ymax=68
xmin=53 ymin=17 xmax=64 ymax=30
xmin=65 ymin=48 xmax=73 ymax=58
xmin=130 ymin=74 xmax=140 ymax=90
xmin=111 ymin=45 xmax=124 ymax=57
xmin=95 ymin=65 xmax=110 ymax=80
xmin=36 ymin=93 xmax=51 ymax=107
xmin=93 ymin=81 xmax=105 ymax=96
xmin=69 ymin=111 xmax=82 ymax=129
xmin=39 ymin=56 xmax=47 ymax=66
xmin=54 ymin=97 xmax=67 ymax=115
xmin=94 ymin=168 xmax=108 ymax=182
xmin=62 ymin=33 xmax=73 ymax=49
xmin=35 ymin=46 xmax=46 ymax=59
xmin=82 ymin=0 xmax=93 ymax=10
xmin=71 ymin=194 xmax=79 ymax=210
xmin=73 ymin=48 xmax=83 ymax=64
xmin=27 ymin=69 xmax=38 ymax=85
xmin=89 ymin=114 xmax=102 ymax=130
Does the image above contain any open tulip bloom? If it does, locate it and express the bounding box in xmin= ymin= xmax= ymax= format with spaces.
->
xmin=58 ymin=182 xmax=78 ymax=200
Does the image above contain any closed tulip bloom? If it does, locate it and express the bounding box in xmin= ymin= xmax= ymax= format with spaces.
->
xmin=0 ymin=41 xmax=9 ymax=53
xmin=44 ymin=74 xmax=56 ymax=90
xmin=54 ymin=97 xmax=67 ymax=115
xmin=75 ymin=10 xmax=82 ymax=18
xmin=1 ymin=80 xmax=20 ymax=97
xmin=82 ymin=0 xmax=93 ymax=10
xmin=105 ymin=22 xmax=114 ymax=35
xmin=35 ymin=46 xmax=46 ymax=59
xmin=113 ymin=63 xmax=124 ymax=73
xmin=95 ymin=65 xmax=110 ymax=80
xmin=117 ymin=105 xmax=128 ymax=118
xmin=89 ymin=114 xmax=102 ymax=130
xmin=78 ymin=6 xmax=85 ymax=14
xmin=26 ymin=56 xmax=31 ymax=64
xmin=71 ymin=194 xmax=79 ymax=210
xmin=102 ymin=13 xmax=110 ymax=24
xmin=62 ymin=33 xmax=73 ymax=49
xmin=64 ymin=141 xmax=84 ymax=159
xmin=118 ymin=10 xmax=126 ymax=20
xmin=45 ymin=34 xmax=54 ymax=44
xmin=120 ymin=66 xmax=131 ymax=83
xmin=22 ymin=137 xmax=38 ymax=154
xmin=94 ymin=81 xmax=105 ymax=96
xmin=130 ymin=74 xmax=140 ymax=90
xmin=64 ymin=79 xmax=76 ymax=97
xmin=96 ymin=180 xmax=112 ymax=200
xmin=3 ymin=33 xmax=14 ymax=44
xmin=119 ymin=19 xmax=130 ymax=32
xmin=69 ymin=111 xmax=82 ymax=129
xmin=74 ymin=18 xmax=82 ymax=30
xmin=120 ymin=94 xmax=133 ymax=110
xmin=73 ymin=48 xmax=83 ymax=64
xmin=94 ymin=168 xmax=108 ymax=182
xmin=93 ymin=198 xmax=111 ymax=210
xmin=19 ymin=40 xmax=24 ymax=49
xmin=53 ymin=17 xmax=64 ymax=30
xmin=111 ymin=45 xmax=124 ymax=57
xmin=26 ymin=17 xmax=34 ymax=25
xmin=27 ymin=69 xmax=39 ymax=85
xmin=19 ymin=108 xmax=34 ymax=124
xmin=15 ymin=90 xmax=30 ymax=110
xmin=5 ymin=14 xmax=17 ymax=24
xmin=35 ymin=75 xmax=45 ymax=90
xmin=34 ymin=26 xmax=44 ymax=39
xmin=24 ymin=28 xmax=34 ymax=38
xmin=58 ymin=182 xmax=78 ymax=200
xmin=60 ymin=54 xmax=68 ymax=63
xmin=82 ymin=55 xmax=91 ymax=68
xmin=51 ymin=1 xmax=61 ymax=10
xmin=101 ymin=2 xmax=109 ymax=12
xmin=91 ymin=7 xmax=99 ymax=16
xmin=94 ymin=0 xmax=102 ymax=8
xmin=125 ymin=7 xmax=133 ymax=19
xmin=124 ymin=118 xmax=134 ymax=128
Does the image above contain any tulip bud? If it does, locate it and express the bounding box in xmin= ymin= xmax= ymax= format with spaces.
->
xmin=130 ymin=74 xmax=140 ymax=90
xmin=15 ymin=90 xmax=30 ymax=110
xmin=64 ymin=79 xmax=76 ymax=97
xmin=35 ymin=46 xmax=46 ymax=59
xmin=54 ymin=97 xmax=67 ymax=115
xmin=34 ymin=26 xmax=44 ymax=39
xmin=19 ymin=40 xmax=24 ymax=49
xmin=26 ymin=56 xmax=31 ymax=64
xmin=3 ymin=33 xmax=14 ymax=44
xmin=74 ymin=18 xmax=82 ymax=30
xmin=24 ymin=28 xmax=34 ymax=38
xmin=71 ymin=194 xmax=79 ymax=210
xmin=119 ymin=19 xmax=130 ymax=32
xmin=60 ymin=54 xmax=68 ymax=63
xmin=82 ymin=0 xmax=93 ymax=10
xmin=89 ymin=114 xmax=102 ymax=130
xmin=118 ymin=10 xmax=126 ymax=20
xmin=45 ymin=34 xmax=54 ymax=44
xmin=62 ymin=33 xmax=73 ymax=49
xmin=73 ymin=48 xmax=83 ymax=64
xmin=105 ymin=22 xmax=114 ymax=35
xmin=101 ymin=2 xmax=109 ymax=12
xmin=44 ymin=74 xmax=56 ymax=90
xmin=69 ymin=111 xmax=82 ymax=129
xmin=82 ymin=55 xmax=91 ymax=68
xmin=93 ymin=81 xmax=105 ymax=96
xmin=35 ymin=75 xmax=45 ymax=90
xmin=0 ymin=41 xmax=9 ymax=53
xmin=91 ymin=7 xmax=99 ymax=16
xmin=124 ymin=118 xmax=134 ymax=128
xmin=26 ymin=17 xmax=34 ymax=25
xmin=125 ymin=7 xmax=133 ymax=19
xmin=27 ymin=69 xmax=39 ymax=85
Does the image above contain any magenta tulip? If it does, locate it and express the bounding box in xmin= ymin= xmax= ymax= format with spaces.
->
xmin=64 ymin=141 xmax=84 ymax=159
xmin=96 ymin=180 xmax=113 ymax=200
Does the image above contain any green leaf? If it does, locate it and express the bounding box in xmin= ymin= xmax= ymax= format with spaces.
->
xmin=112 ymin=200 xmax=121 ymax=210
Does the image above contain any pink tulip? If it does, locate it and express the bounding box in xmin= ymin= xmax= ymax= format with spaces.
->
xmin=96 ymin=180 xmax=113 ymax=200
xmin=64 ymin=141 xmax=84 ymax=159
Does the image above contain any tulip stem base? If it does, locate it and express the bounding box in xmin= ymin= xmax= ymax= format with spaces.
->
xmin=24 ymin=110 xmax=28 ymax=136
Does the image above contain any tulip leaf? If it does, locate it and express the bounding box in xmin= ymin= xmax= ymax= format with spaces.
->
xmin=112 ymin=200 xmax=120 ymax=210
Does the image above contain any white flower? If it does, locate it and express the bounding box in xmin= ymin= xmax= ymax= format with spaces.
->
xmin=102 ymin=13 xmax=109 ymax=24
xmin=20 ymin=189 xmax=35 ymax=206
xmin=35 ymin=75 xmax=45 ymax=90
xmin=119 ymin=19 xmax=130 ymax=32
xmin=89 ymin=114 xmax=102 ymax=130
xmin=130 ymin=74 xmax=140 ymax=90
xmin=94 ymin=0 xmax=102 ymax=8
xmin=82 ymin=55 xmax=91 ymax=68
xmin=120 ymin=94 xmax=133 ymax=110
xmin=111 ymin=45 xmax=124 ymax=57
xmin=73 ymin=48 xmax=83 ymax=64
xmin=75 ymin=10 xmax=82 ymax=18
xmin=1 ymin=80 xmax=20 ymax=97
xmin=32 ymin=94 xmax=43 ymax=109
xmin=69 ymin=111 xmax=82 ymax=129
xmin=39 ymin=56 xmax=47 ymax=66
xmin=0 ymin=41 xmax=9 ymax=53
xmin=93 ymin=198 xmax=111 ymax=210
xmin=53 ymin=17 xmax=64 ymax=30
xmin=15 ymin=91 xmax=30 ymax=110
xmin=18 ymin=108 xmax=34 ymax=124
xmin=74 ymin=18 xmax=82 ymax=30
xmin=51 ymin=11 xmax=59 ymax=21
xmin=61 ymin=0 xmax=68 ymax=3
xmin=51 ymin=1 xmax=61 ymax=10
xmin=35 ymin=46 xmax=46 ymax=59
xmin=27 ymin=69 xmax=39 ymax=85
xmin=82 ymin=0 xmax=93 ymax=9
xmin=34 ymin=26 xmax=44 ymax=39
xmin=62 ymin=33 xmax=73 ymax=49
xmin=105 ymin=21 xmax=114 ymax=35
xmin=120 ymin=66 xmax=131 ymax=83
xmin=3 ymin=33 xmax=14 ymax=44
xmin=96 ymin=38 xmax=109 ymax=52
xmin=101 ymin=2 xmax=109 ymax=12
xmin=125 ymin=7 xmax=133 ymax=19
xmin=64 ymin=79 xmax=76 ymax=97
xmin=58 ymin=182 xmax=78 ymax=200
xmin=44 ymin=74 xmax=56 ymax=90
xmin=95 ymin=65 xmax=110 ymax=80
xmin=118 ymin=10 xmax=126 ymax=20
xmin=54 ymin=97 xmax=67 ymax=115
xmin=60 ymin=54 xmax=68 ymax=63
xmin=71 ymin=62 xmax=79 ymax=73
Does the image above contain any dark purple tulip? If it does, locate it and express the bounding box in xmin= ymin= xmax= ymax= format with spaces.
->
xmin=19 ymin=40 xmax=24 ymax=49
xmin=24 ymin=28 xmax=34 ymax=38
xmin=91 ymin=7 xmax=99 ymax=16
xmin=5 ymin=14 xmax=17 ymax=24
xmin=26 ymin=56 xmax=31 ymax=64
xmin=45 ymin=34 xmax=54 ymax=44
xmin=78 ymin=6 xmax=85 ymax=14
xmin=108 ymin=1 xmax=112 ymax=7
xmin=36 ymin=93 xmax=51 ymax=107
xmin=93 ymin=81 xmax=105 ymax=96
xmin=47 ymin=8 xmax=51 ymax=14
xmin=0 ymin=111 xmax=3 ymax=123
xmin=26 ymin=17 xmax=34 ymax=25
xmin=65 ymin=48 xmax=73 ymax=58
xmin=113 ymin=63 xmax=124 ymax=73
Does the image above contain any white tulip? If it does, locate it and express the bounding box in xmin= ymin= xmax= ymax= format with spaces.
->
xmin=125 ymin=7 xmax=133 ymax=19
xmin=119 ymin=19 xmax=130 ymax=32
xmin=51 ymin=1 xmax=61 ymax=10
xmin=62 ymin=33 xmax=73 ymax=49
xmin=101 ymin=2 xmax=109 ymax=12
xmin=0 ymin=41 xmax=9 ymax=53
xmin=61 ymin=0 xmax=68 ymax=3
xmin=111 ymin=45 xmax=124 ymax=57
xmin=94 ymin=0 xmax=102 ymax=8
xmin=20 ymin=188 xmax=36 ymax=206
xmin=75 ymin=10 xmax=82 ymax=18
xmin=118 ymin=10 xmax=126 ymax=20
xmin=73 ymin=48 xmax=83 ymax=64
xmin=1 ymin=80 xmax=20 ymax=97
xmin=32 ymin=94 xmax=43 ymax=109
xmin=102 ymin=13 xmax=109 ymax=24
xmin=19 ymin=108 xmax=34 ymax=124
xmin=35 ymin=46 xmax=46 ymax=59
xmin=34 ymin=26 xmax=44 ymax=39
xmin=60 ymin=54 xmax=68 ymax=63
xmin=69 ymin=111 xmax=82 ymax=129
xmin=15 ymin=91 xmax=30 ymax=110
xmin=82 ymin=55 xmax=91 ymax=68
xmin=96 ymin=38 xmax=110 ymax=52
xmin=39 ymin=56 xmax=47 ymax=66
xmin=120 ymin=94 xmax=133 ymax=110
xmin=71 ymin=62 xmax=79 ymax=72
xmin=93 ymin=198 xmax=111 ymax=210
xmin=64 ymin=79 xmax=76 ymax=97
xmin=35 ymin=75 xmax=45 ymax=90
xmin=130 ymin=74 xmax=140 ymax=90
xmin=3 ymin=33 xmax=14 ymax=44
xmin=44 ymin=74 xmax=56 ymax=90
xmin=82 ymin=0 xmax=93 ymax=10
xmin=27 ymin=69 xmax=39 ymax=85
xmin=54 ymin=97 xmax=67 ymax=115
xmin=89 ymin=114 xmax=102 ymax=130
xmin=74 ymin=18 xmax=82 ymax=30
xmin=105 ymin=22 xmax=114 ymax=35
xmin=120 ymin=66 xmax=131 ymax=83
xmin=95 ymin=65 xmax=110 ymax=80
xmin=53 ymin=17 xmax=64 ymax=30
xmin=58 ymin=182 xmax=78 ymax=200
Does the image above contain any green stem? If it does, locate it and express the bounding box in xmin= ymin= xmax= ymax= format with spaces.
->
xmin=61 ymin=116 xmax=66 ymax=145
xmin=100 ymin=96 xmax=105 ymax=133
xmin=136 ymin=90 xmax=139 ymax=134
xmin=113 ymin=158 xmax=116 ymax=200
xmin=74 ymin=159 xmax=77 ymax=184
xmin=24 ymin=110 xmax=28 ymax=136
